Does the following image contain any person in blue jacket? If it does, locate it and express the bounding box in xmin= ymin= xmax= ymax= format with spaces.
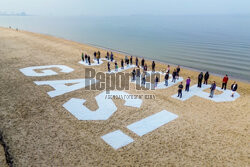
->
xmin=209 ymin=81 xmax=216 ymax=98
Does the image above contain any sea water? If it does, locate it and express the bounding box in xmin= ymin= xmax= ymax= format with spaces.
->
xmin=0 ymin=15 xmax=250 ymax=81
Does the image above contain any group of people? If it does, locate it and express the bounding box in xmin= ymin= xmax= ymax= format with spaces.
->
xmin=207 ymin=74 xmax=238 ymax=98
xmin=105 ymin=51 xmax=114 ymax=62
xmin=81 ymin=51 xmax=238 ymax=98
xmin=176 ymin=72 xmax=238 ymax=99
xmin=81 ymin=53 xmax=91 ymax=65
xmin=81 ymin=51 xmax=102 ymax=65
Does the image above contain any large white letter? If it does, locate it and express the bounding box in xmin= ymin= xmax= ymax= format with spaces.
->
xmin=63 ymin=91 xmax=142 ymax=120
xmin=34 ymin=78 xmax=98 ymax=97
xmin=20 ymin=65 xmax=74 ymax=77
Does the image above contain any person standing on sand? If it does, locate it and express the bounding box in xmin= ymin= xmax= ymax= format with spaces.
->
xmin=172 ymin=69 xmax=177 ymax=83
xmin=209 ymin=81 xmax=216 ymax=98
xmin=94 ymin=52 xmax=97 ymax=60
xmin=107 ymin=52 xmax=110 ymax=60
xmin=176 ymin=65 xmax=180 ymax=79
xmin=165 ymin=72 xmax=169 ymax=86
xmin=204 ymin=71 xmax=209 ymax=85
xmin=121 ymin=59 xmax=124 ymax=69
xmin=132 ymin=68 xmax=136 ymax=81
xmin=221 ymin=74 xmax=229 ymax=90
xmin=231 ymin=81 xmax=238 ymax=97
xmin=185 ymin=77 xmax=191 ymax=92
xmin=115 ymin=61 xmax=118 ymax=71
xmin=110 ymin=52 xmax=114 ymax=62
xmin=177 ymin=82 xmax=184 ymax=98
xmin=144 ymin=64 xmax=147 ymax=74
xmin=107 ymin=62 xmax=111 ymax=72
xmin=130 ymin=56 xmax=133 ymax=65
xmin=152 ymin=61 xmax=155 ymax=72
xmin=97 ymin=52 xmax=100 ymax=64
xmin=97 ymin=51 xmax=101 ymax=57
xmin=85 ymin=54 xmax=88 ymax=63
xmin=198 ymin=72 xmax=203 ymax=88
xmin=125 ymin=56 xmax=129 ymax=67
xmin=136 ymin=68 xmax=140 ymax=78
xmin=88 ymin=56 xmax=91 ymax=65
xmin=167 ymin=65 xmax=170 ymax=73
xmin=155 ymin=76 xmax=159 ymax=88
xmin=81 ymin=53 xmax=84 ymax=62
xmin=136 ymin=57 xmax=139 ymax=67
xmin=141 ymin=72 xmax=146 ymax=85
xmin=141 ymin=58 xmax=145 ymax=68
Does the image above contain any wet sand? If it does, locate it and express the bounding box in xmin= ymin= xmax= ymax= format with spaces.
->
xmin=0 ymin=27 xmax=249 ymax=166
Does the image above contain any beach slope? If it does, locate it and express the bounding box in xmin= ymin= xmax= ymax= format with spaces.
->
xmin=0 ymin=27 xmax=249 ymax=166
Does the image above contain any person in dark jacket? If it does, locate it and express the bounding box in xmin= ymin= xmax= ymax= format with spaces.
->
xmin=155 ymin=76 xmax=159 ymax=87
xmin=88 ymin=56 xmax=91 ymax=65
xmin=143 ymin=64 xmax=147 ymax=74
xmin=107 ymin=52 xmax=110 ymax=60
xmin=107 ymin=62 xmax=110 ymax=72
xmin=81 ymin=53 xmax=84 ymax=62
xmin=121 ymin=59 xmax=124 ymax=69
xmin=132 ymin=68 xmax=136 ymax=81
xmin=130 ymin=56 xmax=133 ymax=65
xmin=185 ymin=77 xmax=191 ymax=92
xmin=165 ymin=72 xmax=169 ymax=86
xmin=152 ymin=61 xmax=155 ymax=72
xmin=141 ymin=58 xmax=145 ymax=68
xmin=94 ymin=52 xmax=97 ymax=60
xmin=136 ymin=68 xmax=140 ymax=77
xmin=110 ymin=52 xmax=114 ymax=62
xmin=231 ymin=81 xmax=238 ymax=97
xmin=167 ymin=65 xmax=170 ymax=73
xmin=125 ymin=56 xmax=129 ymax=66
xmin=172 ymin=69 xmax=177 ymax=83
xmin=204 ymin=71 xmax=209 ymax=85
xmin=221 ymin=74 xmax=229 ymax=90
xmin=176 ymin=65 xmax=180 ymax=79
xmin=209 ymin=81 xmax=216 ymax=98
xmin=85 ymin=54 xmax=88 ymax=63
xmin=197 ymin=72 xmax=203 ymax=88
xmin=136 ymin=57 xmax=139 ymax=67
xmin=141 ymin=73 xmax=146 ymax=85
xmin=177 ymin=82 xmax=184 ymax=98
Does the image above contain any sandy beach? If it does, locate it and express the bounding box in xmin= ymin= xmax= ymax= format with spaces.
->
xmin=0 ymin=27 xmax=249 ymax=166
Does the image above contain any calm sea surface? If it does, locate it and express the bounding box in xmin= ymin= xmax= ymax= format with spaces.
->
xmin=1 ymin=15 xmax=250 ymax=81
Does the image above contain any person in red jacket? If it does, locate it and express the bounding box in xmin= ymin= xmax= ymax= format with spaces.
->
xmin=221 ymin=74 xmax=229 ymax=90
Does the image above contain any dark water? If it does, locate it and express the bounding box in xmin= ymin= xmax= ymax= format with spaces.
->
xmin=1 ymin=15 xmax=250 ymax=81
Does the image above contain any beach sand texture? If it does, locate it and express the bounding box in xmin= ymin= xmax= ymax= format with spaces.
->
xmin=0 ymin=27 xmax=249 ymax=166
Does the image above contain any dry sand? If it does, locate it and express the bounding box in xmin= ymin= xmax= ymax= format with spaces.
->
xmin=0 ymin=27 xmax=249 ymax=166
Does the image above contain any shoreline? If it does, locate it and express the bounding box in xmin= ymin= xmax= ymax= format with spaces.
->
xmin=85 ymin=42 xmax=250 ymax=83
xmin=1 ymin=26 xmax=249 ymax=83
